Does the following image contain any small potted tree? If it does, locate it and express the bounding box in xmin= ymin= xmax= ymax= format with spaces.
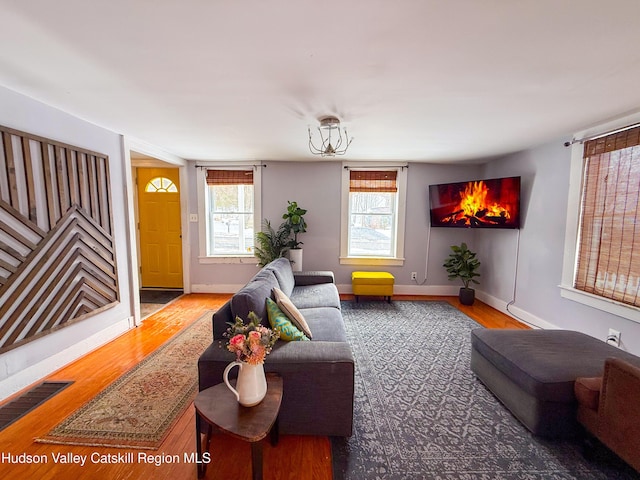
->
xmin=282 ymin=201 xmax=307 ymax=271
xmin=443 ymin=242 xmax=481 ymax=305
xmin=254 ymin=220 xmax=291 ymax=267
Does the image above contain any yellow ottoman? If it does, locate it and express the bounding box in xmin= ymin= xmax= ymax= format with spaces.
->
xmin=352 ymin=271 xmax=395 ymax=303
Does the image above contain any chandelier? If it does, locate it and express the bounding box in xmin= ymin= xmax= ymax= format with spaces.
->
xmin=308 ymin=116 xmax=353 ymax=157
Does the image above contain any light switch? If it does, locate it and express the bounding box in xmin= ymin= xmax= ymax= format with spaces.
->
xmin=189 ymin=214 xmax=198 ymax=222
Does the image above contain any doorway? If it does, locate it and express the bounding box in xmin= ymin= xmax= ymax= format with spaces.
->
xmin=136 ymin=167 xmax=184 ymax=289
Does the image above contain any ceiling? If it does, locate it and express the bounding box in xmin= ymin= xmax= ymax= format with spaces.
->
xmin=2 ymin=0 xmax=640 ymax=163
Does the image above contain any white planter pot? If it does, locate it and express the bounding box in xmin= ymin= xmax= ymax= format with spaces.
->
xmin=289 ymin=248 xmax=303 ymax=272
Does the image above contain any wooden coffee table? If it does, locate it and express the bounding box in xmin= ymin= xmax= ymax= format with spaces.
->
xmin=194 ymin=373 xmax=283 ymax=479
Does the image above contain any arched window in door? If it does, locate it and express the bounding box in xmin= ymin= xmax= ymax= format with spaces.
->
xmin=145 ymin=177 xmax=178 ymax=193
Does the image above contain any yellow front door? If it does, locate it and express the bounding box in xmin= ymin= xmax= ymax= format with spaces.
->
xmin=137 ymin=168 xmax=183 ymax=288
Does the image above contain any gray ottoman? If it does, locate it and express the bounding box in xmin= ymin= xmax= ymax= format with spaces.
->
xmin=470 ymin=328 xmax=640 ymax=438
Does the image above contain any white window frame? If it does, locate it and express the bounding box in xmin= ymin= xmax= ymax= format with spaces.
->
xmin=560 ymin=114 xmax=640 ymax=323
xmin=340 ymin=163 xmax=407 ymax=266
xmin=197 ymin=164 xmax=262 ymax=264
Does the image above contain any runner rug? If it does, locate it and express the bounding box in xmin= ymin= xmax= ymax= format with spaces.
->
xmin=332 ymin=301 xmax=638 ymax=479
xmin=36 ymin=311 xmax=213 ymax=450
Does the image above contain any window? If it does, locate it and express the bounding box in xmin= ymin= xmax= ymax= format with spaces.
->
xmin=340 ymin=165 xmax=407 ymax=266
xmin=145 ymin=177 xmax=178 ymax=193
xmin=574 ymin=127 xmax=640 ymax=307
xmin=561 ymin=120 xmax=640 ymax=322
xmin=197 ymin=167 xmax=261 ymax=261
xmin=349 ymin=170 xmax=397 ymax=256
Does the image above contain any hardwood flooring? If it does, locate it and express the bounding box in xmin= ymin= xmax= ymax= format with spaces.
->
xmin=0 ymin=294 xmax=525 ymax=480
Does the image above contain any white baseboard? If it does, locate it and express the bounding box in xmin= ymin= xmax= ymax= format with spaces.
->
xmin=194 ymin=281 xmax=459 ymax=296
xmin=191 ymin=284 xmax=244 ymax=294
xmin=192 ymin=282 xmax=559 ymax=331
xmin=0 ymin=317 xmax=133 ymax=402
xmin=475 ymin=291 xmax=559 ymax=330
xmin=337 ymin=283 xmax=459 ymax=296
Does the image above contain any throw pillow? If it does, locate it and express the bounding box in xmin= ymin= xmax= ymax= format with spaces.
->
xmin=272 ymin=287 xmax=313 ymax=339
xmin=265 ymin=298 xmax=309 ymax=342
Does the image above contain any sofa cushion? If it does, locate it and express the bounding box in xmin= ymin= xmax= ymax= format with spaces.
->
xmin=291 ymin=283 xmax=340 ymax=310
xmin=231 ymin=269 xmax=279 ymax=325
xmin=273 ymin=287 xmax=313 ymax=339
xmin=212 ymin=301 xmax=233 ymax=340
xmin=266 ymin=257 xmax=295 ymax=297
xmin=266 ymin=298 xmax=309 ymax=342
xmin=300 ymin=307 xmax=347 ymax=342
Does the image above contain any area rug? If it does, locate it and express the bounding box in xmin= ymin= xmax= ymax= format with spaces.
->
xmin=331 ymin=301 xmax=639 ymax=480
xmin=36 ymin=311 xmax=212 ymax=450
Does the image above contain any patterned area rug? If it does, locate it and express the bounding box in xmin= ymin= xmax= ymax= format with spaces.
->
xmin=332 ymin=301 xmax=639 ymax=480
xmin=37 ymin=311 xmax=212 ymax=450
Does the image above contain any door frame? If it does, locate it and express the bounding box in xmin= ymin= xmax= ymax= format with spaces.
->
xmin=123 ymin=138 xmax=190 ymax=325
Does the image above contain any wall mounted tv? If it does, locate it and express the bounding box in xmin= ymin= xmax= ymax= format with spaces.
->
xmin=429 ymin=176 xmax=521 ymax=229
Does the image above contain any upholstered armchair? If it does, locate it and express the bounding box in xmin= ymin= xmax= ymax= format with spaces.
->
xmin=574 ymin=357 xmax=640 ymax=473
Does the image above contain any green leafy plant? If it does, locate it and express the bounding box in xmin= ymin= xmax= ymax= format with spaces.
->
xmin=254 ymin=219 xmax=291 ymax=267
xmin=282 ymin=201 xmax=307 ymax=249
xmin=443 ymin=242 xmax=481 ymax=289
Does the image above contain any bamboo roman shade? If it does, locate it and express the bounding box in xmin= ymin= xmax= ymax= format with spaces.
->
xmin=206 ymin=169 xmax=253 ymax=185
xmin=575 ymin=126 xmax=640 ymax=307
xmin=349 ymin=170 xmax=397 ymax=193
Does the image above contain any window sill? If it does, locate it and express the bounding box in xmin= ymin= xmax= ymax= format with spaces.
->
xmin=339 ymin=256 xmax=404 ymax=267
xmin=559 ymin=285 xmax=640 ymax=324
xmin=198 ymin=255 xmax=258 ymax=265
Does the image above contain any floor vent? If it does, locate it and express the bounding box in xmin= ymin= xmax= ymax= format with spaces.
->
xmin=0 ymin=381 xmax=73 ymax=432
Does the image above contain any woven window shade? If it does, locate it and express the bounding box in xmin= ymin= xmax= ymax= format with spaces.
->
xmin=583 ymin=126 xmax=640 ymax=156
xmin=575 ymin=128 xmax=640 ymax=307
xmin=349 ymin=170 xmax=397 ymax=193
xmin=206 ymin=169 xmax=253 ymax=185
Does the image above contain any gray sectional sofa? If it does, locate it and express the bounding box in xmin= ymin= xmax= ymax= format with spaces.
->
xmin=197 ymin=257 xmax=354 ymax=437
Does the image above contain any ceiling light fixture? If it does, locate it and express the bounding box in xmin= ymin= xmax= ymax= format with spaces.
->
xmin=308 ymin=116 xmax=353 ymax=157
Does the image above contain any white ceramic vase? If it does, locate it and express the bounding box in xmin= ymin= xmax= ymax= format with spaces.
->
xmin=223 ymin=361 xmax=267 ymax=407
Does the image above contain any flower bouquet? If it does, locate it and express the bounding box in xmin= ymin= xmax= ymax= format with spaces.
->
xmin=224 ymin=311 xmax=280 ymax=365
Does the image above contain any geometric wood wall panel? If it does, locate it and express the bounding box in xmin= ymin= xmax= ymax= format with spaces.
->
xmin=0 ymin=125 xmax=119 ymax=353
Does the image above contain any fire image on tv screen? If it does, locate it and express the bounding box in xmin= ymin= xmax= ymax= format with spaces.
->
xmin=429 ymin=176 xmax=521 ymax=228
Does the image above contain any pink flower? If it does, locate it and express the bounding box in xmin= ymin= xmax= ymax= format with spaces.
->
xmin=224 ymin=312 xmax=280 ymax=364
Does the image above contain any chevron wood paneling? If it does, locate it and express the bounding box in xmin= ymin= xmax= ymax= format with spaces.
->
xmin=0 ymin=125 xmax=119 ymax=353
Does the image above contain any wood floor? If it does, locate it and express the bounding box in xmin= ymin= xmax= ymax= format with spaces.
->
xmin=0 ymin=294 xmax=526 ymax=480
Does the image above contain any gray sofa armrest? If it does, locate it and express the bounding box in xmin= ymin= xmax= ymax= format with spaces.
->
xmin=294 ymin=270 xmax=335 ymax=286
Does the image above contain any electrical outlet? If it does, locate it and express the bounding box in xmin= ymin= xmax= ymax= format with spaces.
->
xmin=607 ymin=328 xmax=621 ymax=348
xmin=411 ymin=272 xmax=417 ymax=281
xmin=189 ymin=214 xmax=198 ymax=222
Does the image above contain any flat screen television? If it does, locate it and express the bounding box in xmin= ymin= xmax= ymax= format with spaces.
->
xmin=429 ymin=176 xmax=521 ymax=228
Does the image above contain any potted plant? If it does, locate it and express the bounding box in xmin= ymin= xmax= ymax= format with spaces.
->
xmin=282 ymin=201 xmax=307 ymax=271
xmin=443 ymin=242 xmax=481 ymax=305
xmin=254 ymin=220 xmax=291 ymax=267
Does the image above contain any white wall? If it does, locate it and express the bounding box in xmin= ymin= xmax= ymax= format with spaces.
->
xmin=187 ymin=159 xmax=482 ymax=292
xmin=479 ymin=139 xmax=640 ymax=355
xmin=0 ymin=87 xmax=136 ymax=400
